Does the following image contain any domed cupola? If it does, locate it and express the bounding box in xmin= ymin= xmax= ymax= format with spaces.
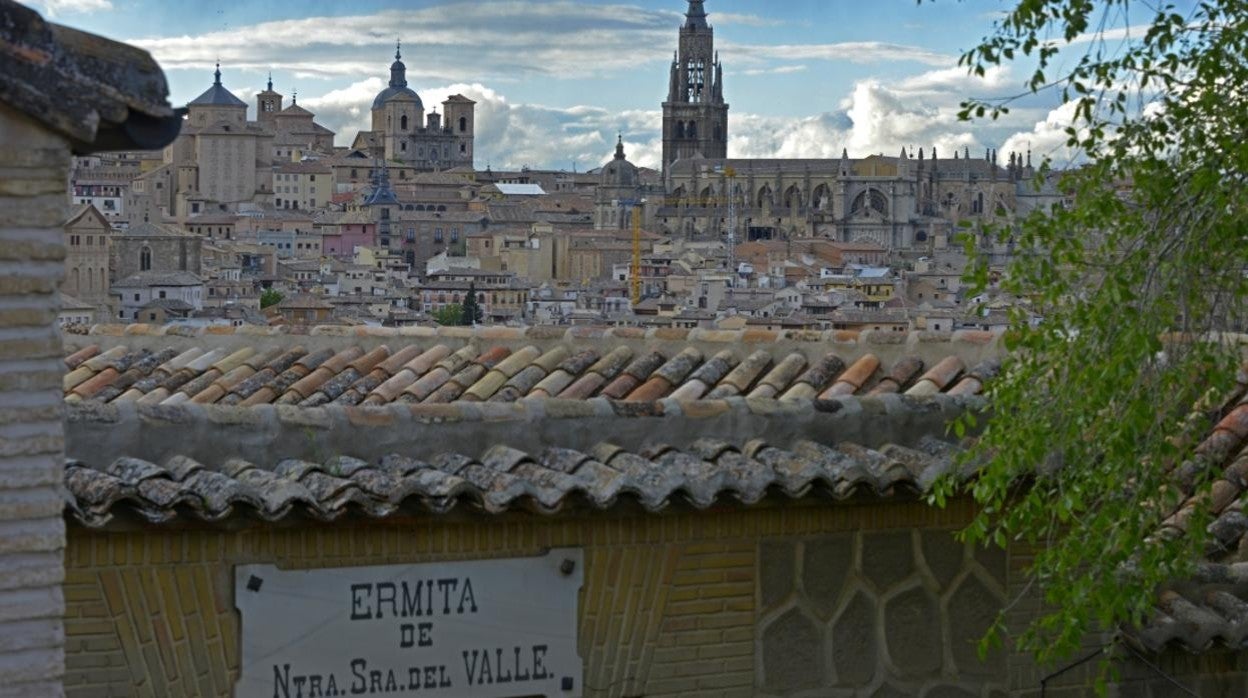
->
xmin=601 ymin=135 xmax=639 ymax=187
xmin=371 ymin=40 xmax=423 ymax=111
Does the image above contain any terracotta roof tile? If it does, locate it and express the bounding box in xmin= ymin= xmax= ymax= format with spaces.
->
xmin=819 ymin=353 xmax=879 ymax=398
xmin=60 ymin=432 xmax=965 ymax=526
xmin=61 ymin=333 xmax=990 ymax=408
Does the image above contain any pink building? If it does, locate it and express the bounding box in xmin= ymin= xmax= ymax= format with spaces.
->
xmin=321 ymin=211 xmax=375 ymax=258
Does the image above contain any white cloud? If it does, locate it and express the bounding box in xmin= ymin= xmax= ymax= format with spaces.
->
xmin=727 ymin=41 xmax=953 ymax=67
xmin=1000 ymin=100 xmax=1085 ymax=166
xmin=27 ymin=0 xmax=111 ymax=16
xmin=741 ymin=65 xmax=808 ymax=77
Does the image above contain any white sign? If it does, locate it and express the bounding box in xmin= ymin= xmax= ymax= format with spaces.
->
xmin=235 ymin=549 xmax=583 ymax=698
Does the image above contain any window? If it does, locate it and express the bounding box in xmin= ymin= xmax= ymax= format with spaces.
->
xmin=158 ymin=290 xmax=167 ymax=299
xmin=460 ymin=143 xmax=466 ymax=154
xmin=400 ymin=115 xmax=408 ymax=130
xmin=133 ymin=293 xmax=139 ymax=301
xmin=434 ymin=228 xmax=443 ymax=242
xmin=459 ymin=116 xmax=467 ymax=133
xmin=401 ymin=142 xmax=407 ymax=152
xmin=450 ymin=228 xmax=459 ymax=242
xmin=139 ymin=246 xmax=151 ymax=271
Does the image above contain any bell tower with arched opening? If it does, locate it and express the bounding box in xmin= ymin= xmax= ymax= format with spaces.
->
xmin=662 ymin=0 xmax=728 ymax=180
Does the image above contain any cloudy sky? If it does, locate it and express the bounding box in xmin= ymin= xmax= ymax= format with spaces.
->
xmin=33 ymin=0 xmax=1127 ymax=170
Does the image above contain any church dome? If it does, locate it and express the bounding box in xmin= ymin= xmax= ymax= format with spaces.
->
xmin=601 ymin=136 xmax=639 ymax=187
xmin=372 ymin=41 xmax=422 ymax=111
xmin=188 ymin=64 xmax=246 ymax=108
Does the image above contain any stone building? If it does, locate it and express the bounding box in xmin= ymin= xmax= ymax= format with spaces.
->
xmin=108 ymin=221 xmax=202 ymax=281
xmin=661 ymin=0 xmax=728 ymax=178
xmin=111 ymin=270 xmax=204 ymax=322
xmin=0 ymin=0 xmax=181 ymax=693
xmin=254 ymin=78 xmax=336 ymax=158
xmin=352 ymin=43 xmax=476 ymax=171
xmin=645 ymin=1 xmax=1063 ymax=251
xmin=593 ymin=136 xmax=662 ymax=231
xmin=161 ymin=65 xmax=274 ymax=218
xmin=61 ymin=204 xmax=112 ymax=320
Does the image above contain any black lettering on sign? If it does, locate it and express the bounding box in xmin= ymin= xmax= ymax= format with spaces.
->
xmin=274 ymin=664 xmax=339 ymax=698
xmin=437 ymin=578 xmax=457 ymax=615
xmin=533 ymin=644 xmax=549 ymax=680
xmin=350 ymin=585 xmax=370 ymax=621
xmin=349 ymin=658 xmax=367 ymax=694
xmin=512 ymin=647 xmax=530 ymax=681
xmin=375 ymin=582 xmax=396 ymax=619
xmin=458 ymin=577 xmax=477 ymax=614
xmin=493 ymin=648 xmax=512 ymax=684
xmin=399 ymin=622 xmax=434 ymax=648
xmin=400 ymin=580 xmax=422 ymax=618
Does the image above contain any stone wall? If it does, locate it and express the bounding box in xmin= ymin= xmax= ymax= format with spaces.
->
xmin=756 ymin=530 xmax=1007 ymax=696
xmin=62 ymin=499 xmax=981 ymax=697
xmin=0 ymin=102 xmax=69 ymax=696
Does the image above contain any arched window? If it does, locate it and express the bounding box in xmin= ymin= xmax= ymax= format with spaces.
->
xmin=140 ymin=246 xmax=151 ymax=271
xmin=71 ymin=267 xmax=80 ymax=292
xmin=687 ymin=121 xmax=697 ymax=139
xmin=400 ymin=115 xmax=408 ymax=130
xmin=459 ymin=116 xmax=467 ymax=133
xmin=850 ymin=189 xmax=888 ymax=215
xmin=676 ymin=121 xmax=685 ymax=139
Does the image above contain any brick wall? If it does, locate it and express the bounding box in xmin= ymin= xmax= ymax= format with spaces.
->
xmin=0 ymin=103 xmax=70 ymax=696
xmin=63 ymin=499 xmax=978 ymax=697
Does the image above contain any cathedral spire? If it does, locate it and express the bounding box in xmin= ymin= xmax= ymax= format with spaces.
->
xmin=395 ymin=39 xmax=402 ymax=61
xmin=614 ymin=134 xmax=626 ymax=160
xmin=684 ymin=0 xmax=708 ymax=29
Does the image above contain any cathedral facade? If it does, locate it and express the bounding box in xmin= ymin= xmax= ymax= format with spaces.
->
xmin=636 ymin=1 xmax=1060 ymax=252
xmin=352 ymin=43 xmax=476 ymax=172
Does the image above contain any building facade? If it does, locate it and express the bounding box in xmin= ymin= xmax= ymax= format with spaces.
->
xmin=62 ymin=204 xmax=112 ymax=318
xmin=353 ymin=43 xmax=476 ymax=171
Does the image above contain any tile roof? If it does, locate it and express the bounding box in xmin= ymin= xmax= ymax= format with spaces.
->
xmin=63 ymin=435 xmax=960 ymax=527
xmin=1127 ymin=360 xmax=1248 ymax=653
xmin=60 ymin=328 xmax=1000 ymax=407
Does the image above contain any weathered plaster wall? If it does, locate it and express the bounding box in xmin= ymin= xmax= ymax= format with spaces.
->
xmin=62 ymin=499 xmax=984 ymax=698
xmin=0 ymin=102 xmax=69 ymax=696
xmin=63 ymin=395 xmax=978 ymax=467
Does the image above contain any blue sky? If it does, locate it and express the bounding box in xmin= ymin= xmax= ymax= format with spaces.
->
xmin=33 ymin=0 xmax=1112 ymax=170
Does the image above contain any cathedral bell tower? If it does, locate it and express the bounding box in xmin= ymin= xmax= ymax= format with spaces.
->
xmin=662 ymin=0 xmax=729 ymax=180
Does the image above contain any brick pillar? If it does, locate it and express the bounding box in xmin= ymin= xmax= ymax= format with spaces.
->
xmin=0 ymin=101 xmax=70 ymax=696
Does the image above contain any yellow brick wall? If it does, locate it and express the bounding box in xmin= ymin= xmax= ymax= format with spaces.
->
xmin=63 ymin=499 xmax=978 ymax=698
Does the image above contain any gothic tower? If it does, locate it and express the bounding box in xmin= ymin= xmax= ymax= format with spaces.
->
xmin=662 ymin=0 xmax=728 ymax=180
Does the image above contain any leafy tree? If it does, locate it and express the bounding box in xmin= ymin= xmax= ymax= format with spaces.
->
xmin=259 ymin=288 xmax=283 ymax=309
xmin=461 ymin=282 xmax=484 ymax=326
xmin=430 ymin=304 xmax=463 ymax=326
xmin=929 ymin=0 xmax=1248 ymax=664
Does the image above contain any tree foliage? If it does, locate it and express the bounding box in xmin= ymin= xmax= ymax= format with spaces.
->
xmin=461 ymin=282 xmax=484 ymax=326
xmin=929 ymin=0 xmax=1248 ymax=664
xmin=259 ymin=288 xmax=283 ymax=309
xmin=430 ymin=304 xmax=463 ymax=326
